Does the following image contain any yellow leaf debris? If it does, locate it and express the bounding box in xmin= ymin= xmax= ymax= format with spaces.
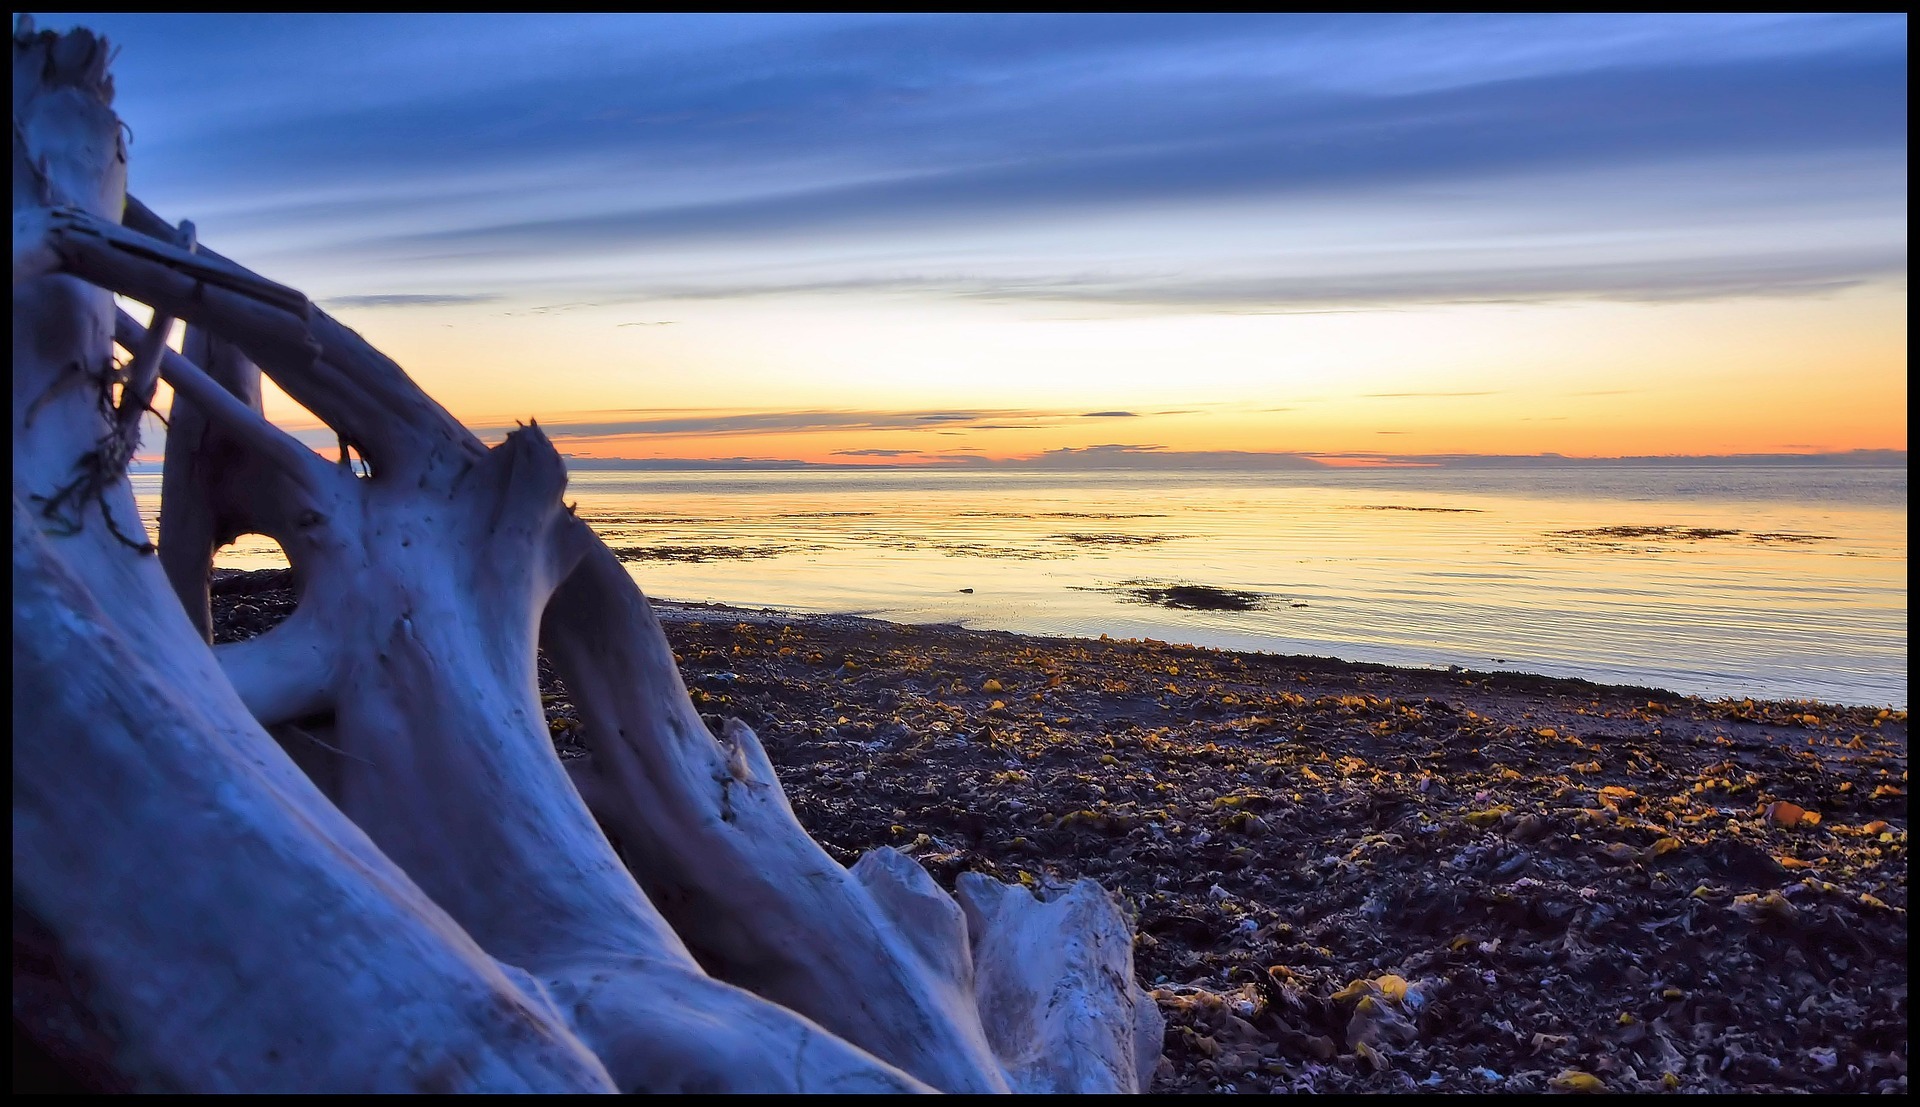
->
xmin=1763 ymin=801 xmax=1818 ymax=828
xmin=1551 ymin=1069 xmax=1606 ymax=1093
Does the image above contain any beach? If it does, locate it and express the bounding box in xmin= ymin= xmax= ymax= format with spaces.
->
xmin=213 ymin=568 xmax=1908 ymax=1093
xmin=30 ymin=12 xmax=1905 ymax=1091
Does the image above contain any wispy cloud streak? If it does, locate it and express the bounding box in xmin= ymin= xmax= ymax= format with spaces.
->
xmin=464 ymin=408 xmax=1075 ymax=440
xmin=321 ymin=293 xmax=500 ymax=308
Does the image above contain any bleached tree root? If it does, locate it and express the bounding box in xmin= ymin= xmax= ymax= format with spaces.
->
xmin=106 ymin=319 xmax=933 ymax=1094
xmin=15 ymin=16 xmax=1162 ymax=1093
xmin=14 ymin=23 xmax=613 ymax=1092
xmin=548 ymin=543 xmax=1163 ymax=1092
xmin=957 ymin=874 xmax=1167 ymax=1092
xmin=13 ymin=502 xmax=619 ymax=1093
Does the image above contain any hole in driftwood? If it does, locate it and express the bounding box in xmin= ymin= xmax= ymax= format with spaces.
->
xmin=209 ymin=542 xmax=298 ymax=644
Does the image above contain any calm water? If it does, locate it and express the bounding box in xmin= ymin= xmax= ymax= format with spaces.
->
xmin=132 ymin=465 xmax=1907 ymax=708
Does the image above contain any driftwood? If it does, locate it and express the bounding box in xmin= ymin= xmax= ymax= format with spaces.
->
xmin=12 ymin=17 xmax=1161 ymax=1092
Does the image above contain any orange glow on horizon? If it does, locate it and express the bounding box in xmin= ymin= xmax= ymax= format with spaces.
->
xmin=130 ymin=279 xmax=1905 ymax=467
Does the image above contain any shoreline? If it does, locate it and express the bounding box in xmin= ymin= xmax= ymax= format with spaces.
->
xmin=644 ymin=595 xmax=1905 ymax=715
xmin=207 ymin=563 xmax=1907 ymax=712
xmin=211 ymin=570 xmax=1908 ymax=1093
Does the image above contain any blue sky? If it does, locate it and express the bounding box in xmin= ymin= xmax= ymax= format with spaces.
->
xmin=53 ymin=13 xmax=1910 ymax=462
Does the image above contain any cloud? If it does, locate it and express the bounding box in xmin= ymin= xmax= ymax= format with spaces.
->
xmin=73 ymin=13 xmax=1901 ymax=323
xmin=1003 ymin=249 xmax=1909 ymax=307
xmin=832 ymin=447 xmax=923 ymax=457
xmin=343 ymin=44 xmax=1903 ymax=261
xmin=1305 ymin=449 xmax=1908 ymax=469
xmin=74 ymin=13 xmax=1906 ymax=342
xmin=321 ymin=293 xmax=500 ymax=308
xmin=466 ymin=406 xmax=1076 ymax=440
xmin=558 ymin=454 xmax=835 ymax=471
xmin=1081 ymin=410 xmax=1139 ymax=418
xmin=526 ymin=245 xmax=1904 ymax=312
xmin=982 ymin=444 xmax=1339 ymax=470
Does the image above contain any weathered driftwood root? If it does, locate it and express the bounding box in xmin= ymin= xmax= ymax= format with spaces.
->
xmin=13 ymin=21 xmax=614 ymax=1092
xmin=105 ymin=311 xmax=931 ymax=1094
xmin=16 ymin=16 xmax=1161 ymax=1092
xmin=13 ymin=500 xmax=621 ymax=1093
xmin=103 ymin=216 xmax=1156 ymax=1091
xmin=547 ymin=541 xmax=1163 ymax=1092
xmin=958 ymin=873 xmax=1167 ymax=1092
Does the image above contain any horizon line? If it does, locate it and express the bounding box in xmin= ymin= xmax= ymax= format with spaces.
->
xmin=125 ymin=446 xmax=1906 ymax=474
xmin=551 ymin=447 xmax=1908 ymax=472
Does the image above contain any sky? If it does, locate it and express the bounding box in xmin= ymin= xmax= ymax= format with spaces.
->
xmin=54 ymin=13 xmax=1910 ymax=466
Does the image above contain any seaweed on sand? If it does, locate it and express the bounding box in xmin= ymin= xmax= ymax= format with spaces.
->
xmin=1550 ymin=526 xmax=1741 ymax=541
xmin=1049 ymin=533 xmax=1186 ymax=546
xmin=1079 ymin=581 xmax=1273 ymax=612
xmin=608 ymin=544 xmax=787 ymax=563
xmin=207 ymin=570 xmax=1911 ymax=1095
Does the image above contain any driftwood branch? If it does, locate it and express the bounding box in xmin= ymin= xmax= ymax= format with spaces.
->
xmin=156 ymin=320 xmax=270 ymax=639
xmin=115 ymin=309 xmax=328 ymax=491
xmin=115 ymin=218 xmax=191 ymax=437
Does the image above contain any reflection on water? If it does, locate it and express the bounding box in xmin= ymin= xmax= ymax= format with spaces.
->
xmin=131 ymin=465 xmax=1908 ymax=707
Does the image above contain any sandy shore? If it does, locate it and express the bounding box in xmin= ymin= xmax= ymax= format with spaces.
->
xmin=213 ymin=570 xmax=1908 ymax=1094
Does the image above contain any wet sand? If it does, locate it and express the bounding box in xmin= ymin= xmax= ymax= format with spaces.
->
xmin=213 ymin=570 xmax=1909 ymax=1094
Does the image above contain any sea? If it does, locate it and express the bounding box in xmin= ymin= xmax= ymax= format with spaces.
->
xmin=131 ymin=464 xmax=1908 ymax=709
